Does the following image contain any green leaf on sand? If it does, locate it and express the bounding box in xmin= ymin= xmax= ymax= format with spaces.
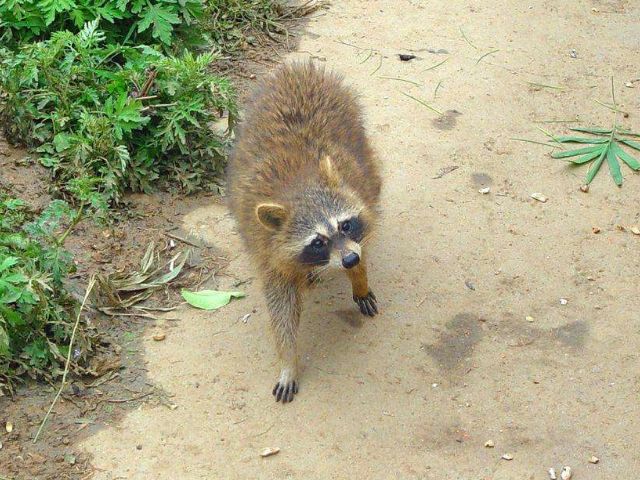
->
xmin=181 ymin=289 xmax=245 ymax=311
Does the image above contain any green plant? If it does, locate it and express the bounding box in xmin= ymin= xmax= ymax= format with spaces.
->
xmin=550 ymin=79 xmax=639 ymax=186
xmin=0 ymin=193 xmax=93 ymax=393
xmin=551 ymin=127 xmax=640 ymax=186
xmin=0 ymin=20 xmax=237 ymax=205
xmin=0 ymin=0 xmax=204 ymax=47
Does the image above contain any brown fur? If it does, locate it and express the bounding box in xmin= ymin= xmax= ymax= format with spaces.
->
xmin=227 ymin=61 xmax=382 ymax=402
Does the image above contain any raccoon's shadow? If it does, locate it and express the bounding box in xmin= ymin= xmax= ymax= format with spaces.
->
xmin=332 ymin=309 xmax=364 ymax=328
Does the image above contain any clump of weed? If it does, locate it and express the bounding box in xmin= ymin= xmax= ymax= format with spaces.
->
xmin=0 ymin=192 xmax=94 ymax=393
xmin=203 ymin=0 xmax=323 ymax=53
xmin=0 ymin=0 xmax=205 ymax=48
xmin=0 ymin=20 xmax=237 ymax=205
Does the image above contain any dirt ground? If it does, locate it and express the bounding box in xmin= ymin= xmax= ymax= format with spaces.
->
xmin=7 ymin=0 xmax=640 ymax=478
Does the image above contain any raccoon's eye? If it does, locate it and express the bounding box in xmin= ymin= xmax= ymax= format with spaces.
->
xmin=311 ymin=238 xmax=325 ymax=249
xmin=340 ymin=220 xmax=352 ymax=233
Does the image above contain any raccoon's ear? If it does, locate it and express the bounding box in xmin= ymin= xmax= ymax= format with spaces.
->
xmin=255 ymin=203 xmax=287 ymax=231
xmin=319 ymin=155 xmax=340 ymax=187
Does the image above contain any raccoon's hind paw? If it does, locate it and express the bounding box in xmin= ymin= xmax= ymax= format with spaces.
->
xmin=354 ymin=290 xmax=378 ymax=317
xmin=272 ymin=380 xmax=299 ymax=403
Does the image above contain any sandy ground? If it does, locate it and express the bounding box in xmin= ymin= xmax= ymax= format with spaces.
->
xmin=83 ymin=1 xmax=640 ymax=478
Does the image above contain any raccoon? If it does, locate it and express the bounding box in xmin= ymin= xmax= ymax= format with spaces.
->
xmin=227 ymin=62 xmax=382 ymax=403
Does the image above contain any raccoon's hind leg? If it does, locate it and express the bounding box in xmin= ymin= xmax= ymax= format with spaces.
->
xmin=265 ymin=272 xmax=302 ymax=403
xmin=346 ymin=254 xmax=378 ymax=317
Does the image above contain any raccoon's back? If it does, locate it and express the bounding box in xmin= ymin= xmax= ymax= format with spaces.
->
xmin=227 ymin=62 xmax=380 ymax=236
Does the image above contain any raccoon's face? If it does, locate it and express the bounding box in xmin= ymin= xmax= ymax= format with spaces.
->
xmin=296 ymin=212 xmax=367 ymax=270
xmin=255 ymin=191 xmax=371 ymax=271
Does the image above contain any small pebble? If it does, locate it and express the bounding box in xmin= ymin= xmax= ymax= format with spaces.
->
xmin=631 ymin=226 xmax=640 ymax=235
xmin=479 ymin=187 xmax=491 ymax=194
xmin=152 ymin=331 xmax=166 ymax=341
xmin=569 ymin=49 xmax=577 ymax=58
xmin=260 ymin=447 xmax=280 ymax=458
xmin=136 ymin=444 xmax=143 ymax=450
xmin=501 ymin=453 xmax=513 ymax=461
xmin=530 ymin=192 xmax=548 ymax=203
xmin=5 ymin=422 xmax=13 ymax=433
xmin=561 ymin=466 xmax=572 ymax=480
xmin=398 ymin=53 xmax=416 ymax=61
xmin=549 ymin=468 xmax=557 ymax=480
xmin=589 ymin=455 xmax=600 ymax=464
xmin=580 ymin=184 xmax=589 ymax=193
xmin=560 ymin=298 xmax=568 ymax=305
xmin=526 ymin=315 xmax=534 ymax=322
xmin=484 ymin=440 xmax=495 ymax=448
xmin=625 ymin=82 xmax=634 ymax=88
xmin=592 ymin=226 xmax=601 ymax=234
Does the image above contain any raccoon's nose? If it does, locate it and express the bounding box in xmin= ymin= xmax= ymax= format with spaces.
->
xmin=342 ymin=252 xmax=360 ymax=269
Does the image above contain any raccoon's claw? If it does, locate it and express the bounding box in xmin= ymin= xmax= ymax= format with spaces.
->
xmin=272 ymin=380 xmax=299 ymax=403
xmin=354 ymin=290 xmax=378 ymax=317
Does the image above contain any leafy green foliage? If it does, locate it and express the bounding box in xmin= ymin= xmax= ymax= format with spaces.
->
xmin=551 ymin=127 xmax=640 ymax=186
xmin=0 ymin=0 xmax=204 ymax=47
xmin=0 ymin=193 xmax=91 ymax=392
xmin=0 ymin=21 xmax=237 ymax=205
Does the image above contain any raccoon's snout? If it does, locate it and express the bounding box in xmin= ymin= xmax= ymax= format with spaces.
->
xmin=342 ymin=252 xmax=360 ymax=269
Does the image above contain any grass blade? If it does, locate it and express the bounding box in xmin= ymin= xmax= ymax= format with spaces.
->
xmin=422 ymin=57 xmax=449 ymax=72
xmin=570 ymin=127 xmax=611 ymax=135
xmin=475 ymin=49 xmax=499 ymax=65
xmin=586 ymin=148 xmax=607 ymax=184
xmin=400 ymin=91 xmax=443 ymax=115
xmin=555 ymin=136 xmax=608 ymax=144
xmin=565 ymin=149 xmax=603 ymax=165
xmin=620 ymin=139 xmax=640 ymax=151
xmin=612 ymin=143 xmax=640 ymax=170
xmin=378 ymin=76 xmax=422 ymax=86
xmin=606 ymin=146 xmax=623 ymax=185
xmin=551 ymin=145 xmax=603 ymax=159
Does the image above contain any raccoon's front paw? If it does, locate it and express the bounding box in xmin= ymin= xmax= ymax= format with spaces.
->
xmin=272 ymin=369 xmax=299 ymax=403
xmin=354 ymin=290 xmax=378 ymax=317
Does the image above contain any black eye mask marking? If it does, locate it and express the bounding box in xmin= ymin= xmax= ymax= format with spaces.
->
xmin=340 ymin=217 xmax=365 ymax=242
xmin=298 ymin=236 xmax=330 ymax=266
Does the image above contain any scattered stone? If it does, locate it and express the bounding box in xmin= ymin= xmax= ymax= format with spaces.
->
xmin=569 ymin=49 xmax=577 ymax=58
xmin=592 ymin=226 xmax=601 ymax=234
xmin=501 ymin=453 xmax=513 ymax=461
xmin=589 ymin=455 xmax=600 ymax=464
xmin=479 ymin=187 xmax=491 ymax=194
xmin=152 ymin=330 xmax=166 ymax=341
xmin=530 ymin=192 xmax=547 ymax=203
xmin=626 ymin=82 xmax=634 ymax=88
xmin=631 ymin=226 xmax=640 ymax=235
xmin=465 ymin=280 xmax=476 ymax=291
xmin=5 ymin=421 xmax=13 ymax=433
xmin=560 ymin=298 xmax=568 ymax=305
xmin=548 ymin=467 xmax=557 ymax=480
xmin=561 ymin=466 xmax=572 ymax=479
xmin=398 ymin=53 xmax=417 ymax=61
xmin=580 ymin=184 xmax=589 ymax=193
xmin=64 ymin=454 xmax=76 ymax=465
xmin=484 ymin=440 xmax=495 ymax=448
xmin=260 ymin=447 xmax=281 ymax=458
xmin=526 ymin=315 xmax=534 ymax=322
xmin=0 ymin=441 xmax=3 ymax=450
